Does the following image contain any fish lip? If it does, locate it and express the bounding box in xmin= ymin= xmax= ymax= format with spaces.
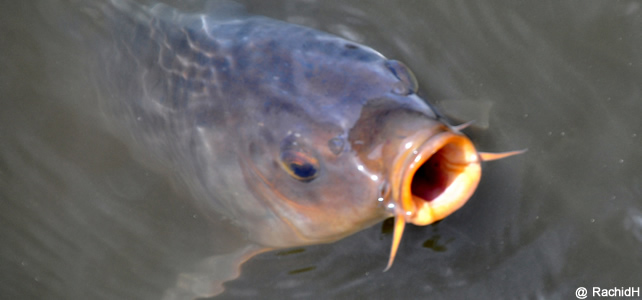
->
xmin=390 ymin=130 xmax=481 ymax=225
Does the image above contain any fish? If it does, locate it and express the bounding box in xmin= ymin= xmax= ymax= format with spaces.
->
xmin=49 ymin=0 xmax=523 ymax=297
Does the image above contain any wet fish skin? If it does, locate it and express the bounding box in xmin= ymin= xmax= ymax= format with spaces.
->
xmin=27 ymin=1 xmax=517 ymax=298
xmin=92 ymin=0 xmax=442 ymax=248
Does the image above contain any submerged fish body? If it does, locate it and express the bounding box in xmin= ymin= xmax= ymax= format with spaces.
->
xmin=96 ymin=0 xmax=418 ymax=246
xmin=67 ymin=0 xmax=519 ymax=296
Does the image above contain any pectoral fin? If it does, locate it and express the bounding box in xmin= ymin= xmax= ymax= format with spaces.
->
xmin=162 ymin=244 xmax=269 ymax=299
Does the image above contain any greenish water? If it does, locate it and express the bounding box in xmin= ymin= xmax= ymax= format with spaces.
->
xmin=1 ymin=0 xmax=641 ymax=299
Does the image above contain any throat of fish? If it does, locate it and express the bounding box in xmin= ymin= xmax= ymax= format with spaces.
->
xmin=383 ymin=130 xmax=524 ymax=271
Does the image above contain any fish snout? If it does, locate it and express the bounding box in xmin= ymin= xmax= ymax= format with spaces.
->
xmin=382 ymin=126 xmax=481 ymax=271
xmin=392 ymin=131 xmax=481 ymax=225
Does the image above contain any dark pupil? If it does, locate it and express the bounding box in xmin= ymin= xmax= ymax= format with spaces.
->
xmin=280 ymin=147 xmax=319 ymax=182
xmin=289 ymin=162 xmax=317 ymax=181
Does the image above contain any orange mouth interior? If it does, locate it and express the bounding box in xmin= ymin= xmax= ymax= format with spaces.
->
xmin=384 ymin=129 xmax=524 ymax=271
xmin=400 ymin=134 xmax=482 ymax=225
xmin=384 ymin=132 xmax=482 ymax=271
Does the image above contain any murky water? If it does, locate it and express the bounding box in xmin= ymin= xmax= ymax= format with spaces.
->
xmin=1 ymin=0 xmax=641 ymax=299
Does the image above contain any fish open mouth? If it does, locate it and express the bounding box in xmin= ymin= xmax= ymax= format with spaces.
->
xmin=384 ymin=130 xmax=481 ymax=271
xmin=383 ymin=123 xmax=523 ymax=270
xmin=395 ymin=131 xmax=481 ymax=226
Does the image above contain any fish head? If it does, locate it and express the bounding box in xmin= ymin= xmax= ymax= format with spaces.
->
xmin=234 ymin=34 xmax=483 ymax=250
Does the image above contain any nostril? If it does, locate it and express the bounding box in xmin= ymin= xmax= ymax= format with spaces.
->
xmin=385 ymin=60 xmax=418 ymax=96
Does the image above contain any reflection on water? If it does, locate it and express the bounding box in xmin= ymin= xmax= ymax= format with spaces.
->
xmin=1 ymin=0 xmax=641 ymax=299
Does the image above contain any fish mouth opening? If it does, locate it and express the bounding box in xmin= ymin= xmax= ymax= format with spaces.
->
xmin=398 ymin=132 xmax=482 ymax=225
xmin=410 ymin=145 xmax=459 ymax=202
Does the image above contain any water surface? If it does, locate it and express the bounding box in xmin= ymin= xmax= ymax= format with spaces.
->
xmin=1 ymin=0 xmax=641 ymax=299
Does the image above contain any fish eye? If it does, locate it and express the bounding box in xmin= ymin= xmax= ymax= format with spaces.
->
xmin=280 ymin=149 xmax=320 ymax=182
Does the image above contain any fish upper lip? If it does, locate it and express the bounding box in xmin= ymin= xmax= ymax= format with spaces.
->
xmin=390 ymin=130 xmax=481 ymax=226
